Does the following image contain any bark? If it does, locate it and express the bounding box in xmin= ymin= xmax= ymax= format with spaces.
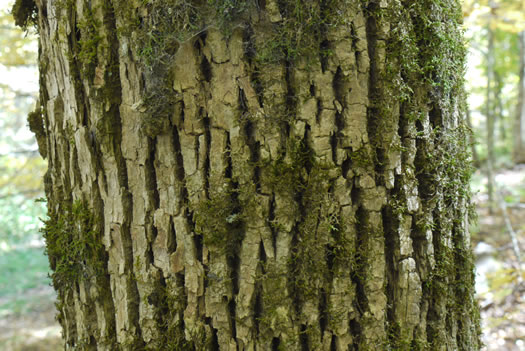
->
xmin=466 ymin=109 xmax=480 ymax=168
xmin=27 ymin=0 xmax=480 ymax=350
xmin=486 ymin=24 xmax=496 ymax=212
xmin=514 ymin=31 xmax=525 ymax=164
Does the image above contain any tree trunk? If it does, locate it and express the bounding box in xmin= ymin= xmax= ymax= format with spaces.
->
xmin=514 ymin=31 xmax=525 ymax=164
xmin=466 ymin=108 xmax=480 ymax=168
xmin=485 ymin=24 xmax=496 ymax=212
xmin=26 ymin=0 xmax=480 ymax=349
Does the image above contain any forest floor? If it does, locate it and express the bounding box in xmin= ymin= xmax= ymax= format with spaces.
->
xmin=0 ymin=243 xmax=61 ymax=351
xmin=473 ymin=165 xmax=525 ymax=351
xmin=0 ymin=168 xmax=523 ymax=350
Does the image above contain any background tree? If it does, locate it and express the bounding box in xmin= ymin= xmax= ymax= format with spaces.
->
xmin=514 ymin=30 xmax=525 ymax=163
xmin=18 ymin=0 xmax=480 ymax=350
xmin=463 ymin=0 xmax=525 ymax=167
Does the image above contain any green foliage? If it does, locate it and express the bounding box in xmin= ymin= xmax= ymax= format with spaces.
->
xmin=0 ymin=196 xmax=46 ymax=244
xmin=41 ymin=200 xmax=105 ymax=289
xmin=468 ymin=27 xmax=520 ymax=166
xmin=11 ymin=0 xmax=37 ymax=30
xmin=1 ymin=9 xmax=37 ymax=65
xmin=0 ymin=246 xmax=52 ymax=317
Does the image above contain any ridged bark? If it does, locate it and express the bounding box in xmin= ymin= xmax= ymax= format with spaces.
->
xmin=29 ymin=0 xmax=480 ymax=349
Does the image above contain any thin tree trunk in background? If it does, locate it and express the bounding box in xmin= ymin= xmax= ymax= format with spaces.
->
xmin=25 ymin=0 xmax=480 ymax=350
xmin=514 ymin=31 xmax=525 ymax=164
xmin=494 ymin=71 xmax=506 ymax=142
xmin=486 ymin=24 xmax=496 ymax=213
xmin=466 ymin=108 xmax=480 ymax=168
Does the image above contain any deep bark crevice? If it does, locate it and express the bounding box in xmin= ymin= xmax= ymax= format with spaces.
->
xmin=146 ymin=138 xmax=160 ymax=210
xmin=228 ymin=298 xmax=237 ymax=340
xmin=349 ymin=318 xmax=361 ymax=350
xmin=332 ymin=66 xmax=345 ymax=103
xmin=351 ymin=205 xmax=368 ymax=326
xmin=200 ymin=55 xmax=212 ymax=82
xmin=318 ymin=288 xmax=328 ymax=335
xmin=364 ymin=1 xmax=381 ymax=173
xmin=382 ymin=204 xmax=399 ymax=347
xmin=428 ymin=103 xmax=443 ymax=130
xmin=225 ymin=132 xmax=233 ymax=180
xmin=203 ymin=115 xmax=211 ymax=196
xmin=168 ymin=217 xmax=177 ymax=253
xmin=268 ymin=195 xmax=277 ymax=257
xmin=300 ymin=324 xmax=309 ymax=351
xmin=330 ymin=335 xmax=337 ymax=351
xmin=342 ymin=154 xmax=352 ymax=178
xmin=315 ymin=99 xmax=323 ymax=129
xmin=193 ymin=230 xmax=204 ymax=263
xmin=172 ymin=128 xmax=186 ymax=182
xmin=210 ymin=325 xmax=220 ymax=351
xmin=271 ymin=337 xmax=280 ymax=351
xmin=243 ymin=117 xmax=261 ymax=192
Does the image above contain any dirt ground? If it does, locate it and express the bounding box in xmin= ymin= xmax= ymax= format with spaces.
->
xmin=0 ymin=285 xmax=61 ymax=351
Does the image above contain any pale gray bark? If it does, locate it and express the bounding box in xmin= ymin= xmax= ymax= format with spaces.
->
xmin=514 ymin=31 xmax=525 ymax=164
xmin=28 ymin=0 xmax=480 ymax=350
xmin=486 ymin=24 xmax=496 ymax=212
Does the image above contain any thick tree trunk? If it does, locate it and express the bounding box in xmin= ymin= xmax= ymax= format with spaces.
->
xmin=27 ymin=0 xmax=479 ymax=349
xmin=514 ymin=31 xmax=525 ymax=164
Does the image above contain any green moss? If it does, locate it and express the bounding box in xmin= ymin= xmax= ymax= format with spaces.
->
xmin=394 ymin=1 xmax=464 ymax=108
xmin=129 ymin=0 xmax=354 ymax=134
xmin=255 ymin=262 xmax=290 ymax=332
xmin=265 ymin=140 xmax=311 ymax=197
xmin=386 ymin=321 xmax=418 ymax=351
xmin=253 ymin=0 xmax=352 ymax=63
xmin=27 ymin=105 xmax=47 ymax=158
xmin=41 ymin=199 xmax=105 ymax=289
xmin=145 ymin=282 xmax=196 ymax=350
xmin=11 ymin=0 xmax=38 ymax=30
xmin=76 ymin=7 xmax=103 ymax=78
xmin=194 ymin=184 xmax=244 ymax=258
xmin=349 ymin=147 xmax=374 ymax=171
xmin=207 ymin=0 xmax=250 ymax=34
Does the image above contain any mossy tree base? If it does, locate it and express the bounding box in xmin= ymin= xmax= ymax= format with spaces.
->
xmin=28 ymin=0 xmax=480 ymax=350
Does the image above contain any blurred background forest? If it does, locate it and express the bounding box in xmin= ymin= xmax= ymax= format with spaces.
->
xmin=0 ymin=0 xmax=524 ymax=350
